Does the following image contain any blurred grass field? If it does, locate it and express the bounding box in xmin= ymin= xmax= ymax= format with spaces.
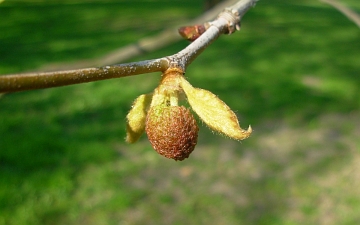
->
xmin=1 ymin=0 xmax=360 ymax=224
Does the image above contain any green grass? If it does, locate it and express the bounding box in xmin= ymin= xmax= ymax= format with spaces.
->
xmin=1 ymin=0 xmax=360 ymax=224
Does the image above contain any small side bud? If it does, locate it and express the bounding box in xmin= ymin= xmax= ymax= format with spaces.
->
xmin=145 ymin=105 xmax=199 ymax=161
xmin=178 ymin=25 xmax=206 ymax=42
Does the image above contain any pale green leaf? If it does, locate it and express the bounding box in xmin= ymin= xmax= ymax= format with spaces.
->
xmin=126 ymin=93 xmax=152 ymax=143
xmin=180 ymin=77 xmax=251 ymax=140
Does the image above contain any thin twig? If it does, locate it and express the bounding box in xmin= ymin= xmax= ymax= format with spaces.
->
xmin=40 ymin=0 xmax=242 ymax=72
xmin=320 ymin=0 xmax=360 ymax=28
xmin=159 ymin=0 xmax=258 ymax=68
xmin=0 ymin=0 xmax=257 ymax=93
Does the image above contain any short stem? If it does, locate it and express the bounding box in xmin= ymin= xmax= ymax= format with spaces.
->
xmin=170 ymin=93 xmax=179 ymax=106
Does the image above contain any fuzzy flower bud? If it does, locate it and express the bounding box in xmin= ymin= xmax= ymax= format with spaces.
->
xmin=145 ymin=105 xmax=199 ymax=161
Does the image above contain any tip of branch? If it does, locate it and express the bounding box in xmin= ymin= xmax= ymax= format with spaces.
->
xmin=178 ymin=25 xmax=207 ymax=42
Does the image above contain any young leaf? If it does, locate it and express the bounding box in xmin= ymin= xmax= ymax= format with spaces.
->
xmin=126 ymin=93 xmax=152 ymax=143
xmin=180 ymin=77 xmax=252 ymax=140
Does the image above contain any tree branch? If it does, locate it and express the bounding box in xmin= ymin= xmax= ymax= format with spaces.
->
xmin=0 ymin=0 xmax=257 ymax=93
xmin=0 ymin=59 xmax=169 ymax=92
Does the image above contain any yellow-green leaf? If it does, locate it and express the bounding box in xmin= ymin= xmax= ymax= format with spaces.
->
xmin=180 ymin=77 xmax=252 ymax=140
xmin=126 ymin=93 xmax=152 ymax=143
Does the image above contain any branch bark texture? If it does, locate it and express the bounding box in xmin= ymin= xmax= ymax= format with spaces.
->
xmin=0 ymin=0 xmax=257 ymax=93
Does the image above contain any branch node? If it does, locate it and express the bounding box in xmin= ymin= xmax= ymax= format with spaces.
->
xmin=166 ymin=57 xmax=185 ymax=72
xmin=218 ymin=8 xmax=241 ymax=34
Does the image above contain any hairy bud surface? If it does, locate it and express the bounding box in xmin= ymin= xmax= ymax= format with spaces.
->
xmin=145 ymin=105 xmax=199 ymax=161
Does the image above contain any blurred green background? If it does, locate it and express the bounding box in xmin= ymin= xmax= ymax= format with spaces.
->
xmin=1 ymin=0 xmax=360 ymax=224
